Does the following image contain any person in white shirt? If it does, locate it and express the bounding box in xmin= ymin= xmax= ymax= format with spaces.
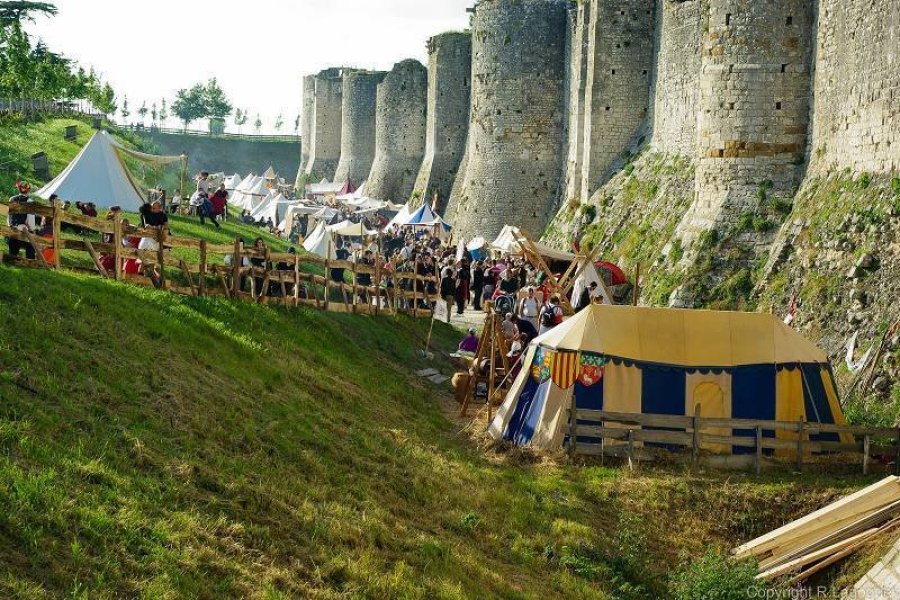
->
xmin=518 ymin=286 xmax=542 ymax=330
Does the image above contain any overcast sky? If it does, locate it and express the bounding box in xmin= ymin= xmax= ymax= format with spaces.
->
xmin=30 ymin=0 xmax=473 ymax=133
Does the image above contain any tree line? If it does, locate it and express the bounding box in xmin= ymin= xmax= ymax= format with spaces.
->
xmin=0 ymin=2 xmax=117 ymax=114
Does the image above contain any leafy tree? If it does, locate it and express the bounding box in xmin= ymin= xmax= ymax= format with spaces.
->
xmin=150 ymin=101 xmax=157 ymax=124
xmin=234 ymin=108 xmax=248 ymax=133
xmin=294 ymin=114 xmax=300 ymax=133
xmin=171 ymin=84 xmax=205 ymax=131
xmin=120 ymin=95 xmax=129 ymax=121
xmin=137 ymin=100 xmax=148 ymax=123
xmin=0 ymin=1 xmax=57 ymax=25
xmin=203 ymin=77 xmax=231 ymax=119
xmin=274 ymin=113 xmax=283 ymax=132
xmin=93 ymin=82 xmax=116 ymax=116
xmin=159 ymin=98 xmax=168 ymax=125
xmin=254 ymin=113 xmax=262 ymax=134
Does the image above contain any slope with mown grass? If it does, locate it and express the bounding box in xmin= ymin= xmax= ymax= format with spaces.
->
xmin=0 ymin=265 xmax=887 ymax=598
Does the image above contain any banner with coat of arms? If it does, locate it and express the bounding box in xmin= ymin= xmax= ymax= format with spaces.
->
xmin=531 ymin=348 xmax=608 ymax=389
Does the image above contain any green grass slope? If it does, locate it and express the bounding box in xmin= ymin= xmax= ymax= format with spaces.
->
xmin=0 ymin=265 xmax=882 ymax=599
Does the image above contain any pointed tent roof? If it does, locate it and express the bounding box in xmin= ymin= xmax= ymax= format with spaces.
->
xmin=35 ymin=131 xmax=149 ymax=210
xmin=337 ymin=178 xmax=356 ymax=196
xmin=386 ymin=203 xmax=412 ymax=229
xmin=263 ymin=166 xmax=277 ymax=179
xmin=402 ymin=203 xmax=447 ymax=227
xmin=302 ymin=221 xmax=337 ymax=259
xmin=224 ymin=173 xmax=242 ymax=190
xmin=533 ymin=304 xmax=828 ymax=367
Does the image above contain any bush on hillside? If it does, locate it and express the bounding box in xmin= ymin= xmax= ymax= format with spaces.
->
xmin=669 ymin=550 xmax=767 ymax=600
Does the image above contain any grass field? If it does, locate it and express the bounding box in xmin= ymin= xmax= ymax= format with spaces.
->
xmin=0 ymin=263 xmax=888 ymax=599
xmin=0 ymin=116 xmax=891 ymax=598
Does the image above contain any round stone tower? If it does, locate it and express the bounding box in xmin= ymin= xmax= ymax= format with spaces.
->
xmin=366 ymin=59 xmax=428 ymax=202
xmin=447 ymin=0 xmax=568 ymax=240
xmin=676 ymin=0 xmax=814 ymax=245
xmin=411 ymin=31 xmax=472 ymax=211
xmin=304 ymin=68 xmax=347 ymax=181
xmin=295 ymin=74 xmax=316 ymax=189
xmin=333 ymin=70 xmax=386 ymax=185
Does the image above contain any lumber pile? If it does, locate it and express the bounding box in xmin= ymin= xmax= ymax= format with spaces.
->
xmin=733 ymin=476 xmax=900 ymax=584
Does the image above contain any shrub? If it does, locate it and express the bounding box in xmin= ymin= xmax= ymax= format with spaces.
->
xmin=669 ymin=550 xmax=767 ymax=600
xmin=891 ymin=176 xmax=900 ymax=197
xmin=623 ymin=164 xmax=635 ymax=177
xmin=857 ymin=172 xmax=872 ymax=189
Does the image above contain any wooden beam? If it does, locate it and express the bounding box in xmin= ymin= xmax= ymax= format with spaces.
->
xmin=82 ymin=239 xmax=109 ymax=278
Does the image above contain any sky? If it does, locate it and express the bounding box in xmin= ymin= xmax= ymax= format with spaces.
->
xmin=29 ymin=0 xmax=473 ymax=134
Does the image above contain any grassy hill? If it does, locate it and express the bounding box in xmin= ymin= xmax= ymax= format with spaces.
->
xmin=0 ymin=263 xmax=886 ymax=599
xmin=0 ymin=116 xmax=891 ymax=598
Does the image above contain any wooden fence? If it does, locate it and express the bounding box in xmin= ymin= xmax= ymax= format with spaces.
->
xmin=568 ymin=409 xmax=900 ymax=475
xmin=0 ymin=201 xmax=436 ymax=317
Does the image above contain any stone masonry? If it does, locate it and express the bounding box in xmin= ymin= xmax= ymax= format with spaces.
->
xmin=411 ymin=32 xmax=472 ymax=211
xmin=447 ymin=0 xmax=568 ymax=240
xmin=303 ymin=68 xmax=347 ymax=181
xmin=333 ymin=70 xmax=386 ymax=186
xmin=366 ymin=60 xmax=428 ymax=202
xmin=675 ymin=0 xmax=814 ymax=245
xmin=296 ymin=74 xmax=316 ymax=189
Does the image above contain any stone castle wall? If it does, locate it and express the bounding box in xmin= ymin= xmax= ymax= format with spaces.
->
xmin=304 ymin=68 xmax=346 ymax=181
xmin=649 ymin=0 xmax=703 ymax=156
xmin=412 ymin=32 xmax=472 ymax=210
xmin=574 ymin=0 xmax=656 ymax=202
xmin=448 ymin=0 xmax=568 ymax=240
xmin=293 ymin=0 xmax=899 ymax=264
xmin=675 ymin=0 xmax=814 ymax=245
xmin=809 ymin=0 xmax=900 ymax=173
xmin=333 ymin=70 xmax=385 ymax=185
xmin=366 ymin=60 xmax=428 ymax=202
xmin=296 ymin=74 xmax=316 ymax=189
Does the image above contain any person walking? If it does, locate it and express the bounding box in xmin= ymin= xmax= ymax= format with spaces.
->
xmin=539 ymin=295 xmax=564 ymax=336
xmin=518 ymin=286 xmax=542 ymax=330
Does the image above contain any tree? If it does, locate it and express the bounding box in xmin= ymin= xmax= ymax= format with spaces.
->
xmin=120 ymin=95 xmax=129 ymax=122
xmin=171 ymin=84 xmax=205 ymax=131
xmin=0 ymin=1 xmax=57 ymax=25
xmin=253 ymin=113 xmax=262 ymax=134
xmin=274 ymin=113 xmax=283 ymax=132
xmin=151 ymin=101 xmax=157 ymax=124
xmin=234 ymin=108 xmax=248 ymax=133
xmin=293 ymin=114 xmax=300 ymax=133
xmin=92 ymin=82 xmax=116 ymax=116
xmin=203 ymin=77 xmax=231 ymax=119
xmin=159 ymin=98 xmax=168 ymax=125
xmin=137 ymin=100 xmax=148 ymax=124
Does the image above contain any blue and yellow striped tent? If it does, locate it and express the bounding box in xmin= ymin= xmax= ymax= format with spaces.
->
xmin=488 ymin=305 xmax=849 ymax=453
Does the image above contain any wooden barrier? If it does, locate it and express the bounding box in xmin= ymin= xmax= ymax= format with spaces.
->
xmin=567 ymin=408 xmax=900 ymax=474
xmin=1 ymin=201 xmax=437 ymax=318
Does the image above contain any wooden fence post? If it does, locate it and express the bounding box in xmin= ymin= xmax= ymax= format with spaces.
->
xmin=691 ymin=410 xmax=700 ymax=465
xmin=796 ymin=420 xmax=805 ymax=471
xmin=863 ymin=435 xmax=871 ymax=475
xmin=626 ymin=429 xmax=635 ymax=471
xmin=755 ymin=426 xmax=763 ymax=475
xmin=113 ymin=211 xmax=122 ymax=280
xmin=156 ymin=228 xmax=167 ymax=290
xmin=293 ymin=253 xmax=300 ymax=307
xmin=351 ymin=256 xmax=358 ymax=314
xmin=895 ymin=427 xmax=900 ymax=476
xmin=51 ymin=200 xmax=61 ymax=269
xmin=231 ymin=237 xmax=242 ymax=297
xmin=198 ymin=240 xmax=207 ymax=297
xmin=374 ymin=254 xmax=381 ymax=317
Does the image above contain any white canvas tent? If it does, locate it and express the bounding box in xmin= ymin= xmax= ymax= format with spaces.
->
xmin=491 ymin=225 xmax=575 ymax=262
xmin=302 ymin=221 xmax=337 ymax=259
xmin=35 ymin=131 xmax=182 ymax=210
xmin=386 ymin=203 xmax=412 ymax=229
xmin=224 ymin=173 xmax=242 ymax=190
xmin=571 ymin=261 xmax=614 ymax=308
xmin=328 ymin=221 xmax=377 ymax=237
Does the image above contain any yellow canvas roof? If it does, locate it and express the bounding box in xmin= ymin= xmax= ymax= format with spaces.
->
xmin=535 ymin=304 xmax=827 ymax=367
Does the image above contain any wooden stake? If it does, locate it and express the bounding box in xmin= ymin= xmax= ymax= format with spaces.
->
xmin=633 ymin=263 xmax=641 ymax=306
xmin=113 ymin=210 xmax=122 ymax=280
xmin=51 ymin=200 xmax=61 ymax=269
xmin=198 ymin=240 xmax=207 ymax=297
xmin=156 ymin=227 xmax=167 ymax=290
xmin=293 ymin=253 xmax=300 ymax=308
xmin=83 ymin=239 xmax=108 ymax=277
xmin=231 ymin=237 xmax=242 ymax=297
xmin=756 ymin=425 xmax=763 ymax=475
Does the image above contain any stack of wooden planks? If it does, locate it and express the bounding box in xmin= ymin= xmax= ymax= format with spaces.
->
xmin=733 ymin=476 xmax=900 ymax=584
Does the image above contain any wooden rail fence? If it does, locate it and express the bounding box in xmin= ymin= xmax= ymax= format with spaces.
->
xmin=1 ymin=200 xmax=437 ymax=317
xmin=567 ymin=409 xmax=900 ymax=475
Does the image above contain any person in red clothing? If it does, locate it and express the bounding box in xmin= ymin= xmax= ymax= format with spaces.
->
xmin=210 ymin=184 xmax=228 ymax=223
